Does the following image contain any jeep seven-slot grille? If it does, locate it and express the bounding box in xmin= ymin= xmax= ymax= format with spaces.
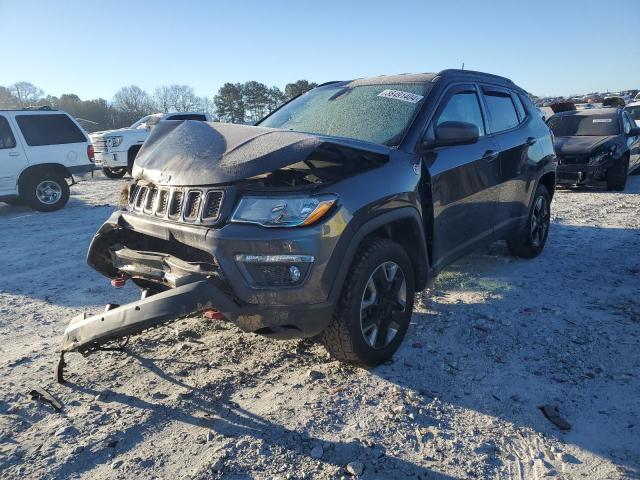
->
xmin=204 ymin=191 xmax=223 ymax=219
xmin=156 ymin=189 xmax=169 ymax=215
xmin=128 ymin=183 xmax=224 ymax=224
xmin=169 ymin=191 xmax=184 ymax=218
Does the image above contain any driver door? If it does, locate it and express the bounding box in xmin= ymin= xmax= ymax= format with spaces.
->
xmin=423 ymin=84 xmax=501 ymax=271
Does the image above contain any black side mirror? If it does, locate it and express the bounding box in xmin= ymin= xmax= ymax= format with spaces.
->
xmin=423 ymin=122 xmax=480 ymax=149
xmin=628 ymin=126 xmax=640 ymax=136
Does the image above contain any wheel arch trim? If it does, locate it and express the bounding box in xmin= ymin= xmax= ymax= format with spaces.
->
xmin=328 ymin=207 xmax=431 ymax=301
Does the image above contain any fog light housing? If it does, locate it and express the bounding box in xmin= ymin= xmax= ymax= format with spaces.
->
xmin=234 ymin=254 xmax=314 ymax=287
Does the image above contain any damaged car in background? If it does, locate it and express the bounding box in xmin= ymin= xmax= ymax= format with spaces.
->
xmin=548 ymin=107 xmax=640 ymax=190
xmin=57 ymin=69 xmax=557 ymax=382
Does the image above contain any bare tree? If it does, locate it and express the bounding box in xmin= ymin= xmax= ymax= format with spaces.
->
xmin=9 ymin=81 xmax=44 ymax=107
xmin=153 ymin=85 xmax=174 ymax=112
xmin=0 ymin=86 xmax=18 ymax=109
xmin=112 ymin=85 xmax=154 ymax=117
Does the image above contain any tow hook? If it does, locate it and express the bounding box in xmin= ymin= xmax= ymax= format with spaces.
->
xmin=204 ymin=309 xmax=224 ymax=320
xmin=111 ymin=274 xmax=129 ymax=288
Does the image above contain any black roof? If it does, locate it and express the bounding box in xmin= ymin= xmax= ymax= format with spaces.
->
xmin=327 ymin=69 xmax=520 ymax=91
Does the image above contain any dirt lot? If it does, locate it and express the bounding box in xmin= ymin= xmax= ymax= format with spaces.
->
xmin=1 ymin=174 xmax=639 ymax=479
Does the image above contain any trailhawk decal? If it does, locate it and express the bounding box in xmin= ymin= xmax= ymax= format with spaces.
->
xmin=377 ymin=89 xmax=424 ymax=104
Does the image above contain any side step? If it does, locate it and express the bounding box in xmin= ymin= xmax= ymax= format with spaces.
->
xmin=57 ymin=278 xmax=235 ymax=383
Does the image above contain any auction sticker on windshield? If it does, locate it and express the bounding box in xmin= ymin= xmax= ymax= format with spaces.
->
xmin=378 ymin=89 xmax=424 ymax=103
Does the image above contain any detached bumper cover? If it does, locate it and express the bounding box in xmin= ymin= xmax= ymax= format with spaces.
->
xmin=61 ymin=278 xmax=229 ymax=353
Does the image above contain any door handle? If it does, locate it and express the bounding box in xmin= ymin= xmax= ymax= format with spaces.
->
xmin=526 ymin=137 xmax=537 ymax=146
xmin=8 ymin=152 xmax=20 ymax=157
xmin=483 ymin=150 xmax=499 ymax=161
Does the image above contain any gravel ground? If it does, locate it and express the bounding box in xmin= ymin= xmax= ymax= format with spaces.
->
xmin=1 ymin=174 xmax=639 ymax=479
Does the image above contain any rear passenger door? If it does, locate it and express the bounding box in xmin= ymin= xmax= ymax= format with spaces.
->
xmin=479 ymin=86 xmax=533 ymax=235
xmin=425 ymin=84 xmax=502 ymax=270
xmin=0 ymin=115 xmax=25 ymax=195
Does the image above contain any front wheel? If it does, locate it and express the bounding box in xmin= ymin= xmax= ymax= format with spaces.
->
xmin=606 ymin=157 xmax=628 ymax=191
xmin=102 ymin=167 xmax=127 ymax=179
xmin=507 ymin=183 xmax=551 ymax=258
xmin=23 ymin=172 xmax=70 ymax=212
xmin=320 ymin=238 xmax=415 ymax=367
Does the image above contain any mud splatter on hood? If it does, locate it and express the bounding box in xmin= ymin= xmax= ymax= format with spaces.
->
xmin=132 ymin=120 xmax=389 ymax=186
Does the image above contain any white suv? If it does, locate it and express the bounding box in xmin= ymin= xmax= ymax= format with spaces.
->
xmin=0 ymin=108 xmax=94 ymax=212
xmin=90 ymin=112 xmax=211 ymax=178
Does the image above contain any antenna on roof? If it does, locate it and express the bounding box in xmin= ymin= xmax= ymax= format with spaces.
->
xmin=461 ymin=62 xmax=464 ymax=70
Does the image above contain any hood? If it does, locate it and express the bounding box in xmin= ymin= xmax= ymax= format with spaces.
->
xmin=90 ymin=128 xmax=147 ymax=139
xmin=132 ymin=120 xmax=390 ymax=186
xmin=553 ymin=135 xmax=616 ymax=156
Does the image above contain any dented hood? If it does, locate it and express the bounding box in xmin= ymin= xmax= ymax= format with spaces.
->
xmin=132 ymin=120 xmax=390 ymax=186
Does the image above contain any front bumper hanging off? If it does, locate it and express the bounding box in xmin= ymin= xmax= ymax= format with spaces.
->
xmin=56 ymin=277 xmax=235 ymax=383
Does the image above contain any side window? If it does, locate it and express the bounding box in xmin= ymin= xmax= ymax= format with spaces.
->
xmin=436 ymin=90 xmax=485 ymax=136
xmin=482 ymin=90 xmax=520 ymax=133
xmin=0 ymin=116 xmax=17 ymax=149
xmin=166 ymin=114 xmax=206 ymax=121
xmin=15 ymin=114 xmax=86 ymax=146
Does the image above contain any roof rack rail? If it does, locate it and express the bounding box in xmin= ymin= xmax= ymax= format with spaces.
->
xmin=436 ymin=69 xmax=515 ymax=85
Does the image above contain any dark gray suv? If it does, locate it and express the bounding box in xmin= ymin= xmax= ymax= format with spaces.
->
xmin=58 ymin=70 xmax=556 ymax=380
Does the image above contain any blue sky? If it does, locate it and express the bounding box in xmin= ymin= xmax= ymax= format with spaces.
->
xmin=1 ymin=0 xmax=638 ymax=100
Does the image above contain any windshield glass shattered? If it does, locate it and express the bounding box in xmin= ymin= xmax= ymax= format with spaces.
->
xmin=258 ymin=83 xmax=429 ymax=146
xmin=548 ymin=113 xmax=620 ymax=136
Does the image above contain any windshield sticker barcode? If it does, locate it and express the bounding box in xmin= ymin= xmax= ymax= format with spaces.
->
xmin=378 ymin=89 xmax=424 ymax=103
xmin=592 ymin=119 xmax=612 ymax=123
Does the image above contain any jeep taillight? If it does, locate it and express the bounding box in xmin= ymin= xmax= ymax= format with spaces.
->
xmin=87 ymin=144 xmax=95 ymax=163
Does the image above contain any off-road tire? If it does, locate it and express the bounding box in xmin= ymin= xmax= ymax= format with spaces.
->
xmin=606 ymin=157 xmax=629 ymax=191
xmin=507 ymin=183 xmax=551 ymax=259
xmin=23 ymin=171 xmax=70 ymax=212
xmin=319 ymin=237 xmax=415 ymax=367
xmin=102 ymin=167 xmax=127 ymax=179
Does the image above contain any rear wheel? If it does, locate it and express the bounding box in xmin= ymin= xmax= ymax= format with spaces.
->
xmin=507 ymin=183 xmax=551 ymax=259
xmin=23 ymin=171 xmax=70 ymax=212
xmin=606 ymin=157 xmax=629 ymax=191
xmin=320 ymin=238 xmax=415 ymax=367
xmin=102 ymin=167 xmax=127 ymax=179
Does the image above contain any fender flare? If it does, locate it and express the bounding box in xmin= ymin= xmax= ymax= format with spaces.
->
xmin=328 ymin=207 xmax=431 ymax=301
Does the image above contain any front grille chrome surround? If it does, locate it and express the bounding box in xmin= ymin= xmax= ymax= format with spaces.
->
xmin=127 ymin=182 xmax=225 ymax=225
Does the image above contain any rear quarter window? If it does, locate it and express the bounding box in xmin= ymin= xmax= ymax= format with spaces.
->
xmin=483 ymin=91 xmax=520 ymax=133
xmin=15 ymin=114 xmax=86 ymax=146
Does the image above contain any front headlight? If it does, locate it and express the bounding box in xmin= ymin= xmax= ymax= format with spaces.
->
xmin=105 ymin=136 xmax=123 ymax=148
xmin=231 ymin=195 xmax=337 ymax=227
xmin=588 ymin=151 xmax=611 ymax=165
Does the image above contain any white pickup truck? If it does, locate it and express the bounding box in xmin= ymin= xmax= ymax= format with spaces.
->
xmin=90 ymin=112 xmax=211 ymax=178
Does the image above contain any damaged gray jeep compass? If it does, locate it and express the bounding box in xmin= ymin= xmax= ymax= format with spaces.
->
xmin=58 ymin=70 xmax=557 ymax=381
